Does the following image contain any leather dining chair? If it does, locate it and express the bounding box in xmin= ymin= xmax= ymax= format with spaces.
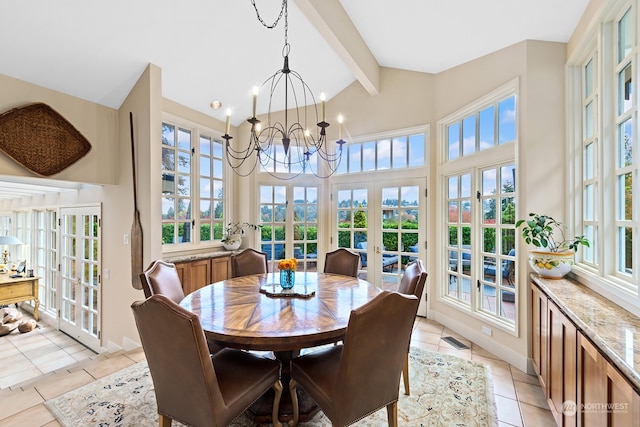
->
xmin=231 ymin=248 xmax=269 ymax=278
xmin=397 ymin=259 xmax=428 ymax=395
xmin=323 ymin=248 xmax=360 ymax=277
xmin=289 ymin=291 xmax=419 ymax=427
xmin=139 ymin=260 xmax=184 ymax=303
xmin=131 ymin=294 xmax=284 ymax=427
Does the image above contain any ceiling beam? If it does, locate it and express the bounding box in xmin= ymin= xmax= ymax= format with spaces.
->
xmin=294 ymin=0 xmax=380 ymax=96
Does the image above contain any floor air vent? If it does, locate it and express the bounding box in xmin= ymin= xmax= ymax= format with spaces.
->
xmin=441 ymin=336 xmax=470 ymax=350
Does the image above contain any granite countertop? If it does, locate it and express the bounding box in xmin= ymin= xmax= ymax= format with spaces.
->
xmin=531 ymin=274 xmax=640 ymax=392
xmin=164 ymin=250 xmax=238 ymax=264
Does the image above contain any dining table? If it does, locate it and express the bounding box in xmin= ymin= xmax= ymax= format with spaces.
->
xmin=179 ymin=271 xmax=382 ymax=424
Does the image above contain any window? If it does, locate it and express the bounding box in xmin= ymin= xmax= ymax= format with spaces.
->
xmin=259 ymin=184 xmax=318 ymax=272
xmin=336 ymin=132 xmax=424 ymax=174
xmin=447 ymin=96 xmax=516 ymax=160
xmin=569 ymin=2 xmax=640 ymax=307
xmin=439 ymin=81 xmax=518 ymax=331
xmin=161 ymin=120 xmax=225 ymax=247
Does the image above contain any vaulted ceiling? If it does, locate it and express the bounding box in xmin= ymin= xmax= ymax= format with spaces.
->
xmin=0 ymin=0 xmax=589 ymax=199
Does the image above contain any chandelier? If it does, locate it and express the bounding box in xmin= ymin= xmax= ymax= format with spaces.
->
xmin=223 ymin=0 xmax=345 ymax=179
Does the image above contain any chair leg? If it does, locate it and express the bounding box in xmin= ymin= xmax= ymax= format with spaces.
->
xmin=386 ymin=401 xmax=398 ymax=427
xmin=289 ymin=379 xmax=300 ymax=427
xmin=271 ymin=380 xmax=283 ymax=427
xmin=158 ymin=414 xmax=172 ymax=427
xmin=402 ymin=352 xmax=410 ymax=395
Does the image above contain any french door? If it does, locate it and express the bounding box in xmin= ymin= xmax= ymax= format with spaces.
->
xmin=332 ymin=178 xmax=427 ymax=314
xmin=59 ymin=206 xmax=101 ymax=352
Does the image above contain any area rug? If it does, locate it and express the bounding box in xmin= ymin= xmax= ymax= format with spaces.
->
xmin=45 ymin=347 xmax=497 ymax=426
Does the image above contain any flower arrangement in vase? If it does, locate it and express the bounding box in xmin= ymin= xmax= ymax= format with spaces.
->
xmin=278 ymin=258 xmax=298 ymax=289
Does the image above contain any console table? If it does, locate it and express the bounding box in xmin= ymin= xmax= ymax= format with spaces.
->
xmin=0 ymin=275 xmax=39 ymax=321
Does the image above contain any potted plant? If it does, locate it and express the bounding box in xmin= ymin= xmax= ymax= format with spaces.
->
xmin=516 ymin=213 xmax=590 ymax=279
xmin=221 ymin=222 xmax=261 ymax=251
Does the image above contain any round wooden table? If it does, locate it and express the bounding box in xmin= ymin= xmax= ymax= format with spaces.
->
xmin=180 ymin=271 xmax=381 ymax=424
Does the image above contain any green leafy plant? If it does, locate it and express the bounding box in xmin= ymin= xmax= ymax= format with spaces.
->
xmin=222 ymin=222 xmax=262 ymax=243
xmin=516 ymin=213 xmax=590 ymax=252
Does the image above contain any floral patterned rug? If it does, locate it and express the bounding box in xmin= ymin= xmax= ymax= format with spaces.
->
xmin=45 ymin=347 xmax=497 ymax=426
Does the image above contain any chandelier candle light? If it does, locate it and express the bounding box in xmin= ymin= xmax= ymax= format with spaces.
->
xmin=223 ymin=0 xmax=346 ymax=179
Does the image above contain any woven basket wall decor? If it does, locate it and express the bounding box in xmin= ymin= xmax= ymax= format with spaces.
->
xmin=0 ymin=102 xmax=92 ymax=176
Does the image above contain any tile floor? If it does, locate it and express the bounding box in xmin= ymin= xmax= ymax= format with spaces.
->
xmin=0 ymin=307 xmax=556 ymax=426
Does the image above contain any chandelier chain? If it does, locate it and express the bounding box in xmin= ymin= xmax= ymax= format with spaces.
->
xmin=251 ymin=0 xmax=289 ymax=50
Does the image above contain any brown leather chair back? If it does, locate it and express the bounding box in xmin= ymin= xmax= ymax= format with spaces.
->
xmin=139 ymin=260 xmax=184 ymax=303
xmin=131 ymin=295 xmax=224 ymax=426
xmin=323 ymin=248 xmax=359 ymax=277
xmin=231 ymin=248 xmax=269 ymax=278
xmin=398 ymin=259 xmax=427 ymax=302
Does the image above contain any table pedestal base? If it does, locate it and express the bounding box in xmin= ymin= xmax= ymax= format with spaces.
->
xmin=248 ymin=387 xmax=320 ymax=425
xmin=247 ymin=349 xmax=321 ymax=424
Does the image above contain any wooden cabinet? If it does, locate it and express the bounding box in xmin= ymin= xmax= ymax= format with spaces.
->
xmin=532 ymin=282 xmax=640 ymax=427
xmin=531 ymin=283 xmax=548 ymax=390
xmin=548 ymin=301 xmax=577 ymax=426
xmin=174 ymin=256 xmax=230 ymax=295
xmin=577 ymin=334 xmax=640 ymax=427
xmin=211 ymin=256 xmax=231 ymax=283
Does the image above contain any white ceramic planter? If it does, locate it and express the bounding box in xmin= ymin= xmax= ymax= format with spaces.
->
xmin=529 ymin=250 xmax=574 ymax=279
xmin=222 ymin=234 xmax=242 ymax=251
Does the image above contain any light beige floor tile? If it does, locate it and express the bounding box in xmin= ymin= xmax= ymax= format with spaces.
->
xmin=0 ymin=403 xmax=56 ymax=427
xmin=31 ymin=349 xmax=78 ymax=373
xmin=492 ymin=372 xmax=517 ymax=400
xmin=436 ymin=346 xmax=472 ymax=360
xmin=409 ymin=340 xmax=438 ymax=353
xmin=471 ymin=344 xmax=500 ymax=360
xmin=510 ymin=366 xmax=540 ymax=386
xmin=0 ymin=365 xmax=43 ymax=389
xmin=520 ymin=401 xmax=556 ymax=427
xmin=514 ymin=380 xmax=549 ymax=410
xmin=125 ymin=347 xmax=146 ymax=362
xmin=70 ymin=348 xmax=96 ymax=362
xmin=411 ymin=328 xmax=443 ymax=345
xmin=62 ymin=341 xmax=90 ymax=355
xmin=0 ymin=353 xmax=35 ymax=377
xmin=0 ymin=343 xmax=20 ymax=359
xmin=35 ymin=369 xmax=96 ymax=400
xmin=84 ymin=354 xmax=137 ymax=379
xmin=9 ymin=334 xmax=50 ymax=350
xmin=0 ymin=388 xmax=44 ymax=420
xmin=22 ymin=342 xmax=62 ymax=360
xmin=414 ymin=318 xmax=444 ymax=335
xmin=495 ymin=395 xmax=524 ymax=427
xmin=472 ymin=354 xmax=513 ymax=378
xmin=42 ymin=420 xmax=62 ymax=427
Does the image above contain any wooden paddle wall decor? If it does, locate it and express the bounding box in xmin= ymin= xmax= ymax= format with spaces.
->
xmin=0 ymin=103 xmax=91 ymax=176
xmin=129 ymin=112 xmax=143 ymax=290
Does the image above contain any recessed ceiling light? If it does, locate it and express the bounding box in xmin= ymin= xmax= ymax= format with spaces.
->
xmin=210 ymin=100 xmax=222 ymax=110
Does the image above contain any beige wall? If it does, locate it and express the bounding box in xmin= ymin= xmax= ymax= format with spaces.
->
xmin=0 ymin=74 xmax=119 ymax=185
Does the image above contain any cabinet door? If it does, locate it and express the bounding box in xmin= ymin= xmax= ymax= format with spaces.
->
xmin=174 ymin=262 xmax=187 ymax=290
xmin=549 ymin=301 xmax=577 ymax=427
xmin=578 ymin=334 xmax=605 ymax=426
xmin=211 ymin=256 xmax=231 ymax=283
xmin=604 ymin=359 xmax=639 ymax=426
xmin=531 ymin=283 xmax=548 ymax=390
xmin=188 ymin=259 xmax=211 ymax=294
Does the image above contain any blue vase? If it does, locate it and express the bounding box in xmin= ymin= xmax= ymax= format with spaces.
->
xmin=280 ymin=269 xmax=295 ymax=289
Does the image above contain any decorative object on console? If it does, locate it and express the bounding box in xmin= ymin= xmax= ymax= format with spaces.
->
xmin=222 ymin=0 xmax=345 ymax=179
xmin=0 ymin=235 xmax=22 ymax=265
xmin=222 ymin=222 xmax=261 ymax=250
xmin=516 ymin=212 xmax=590 ymax=279
xmin=0 ymin=103 xmax=91 ymax=176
